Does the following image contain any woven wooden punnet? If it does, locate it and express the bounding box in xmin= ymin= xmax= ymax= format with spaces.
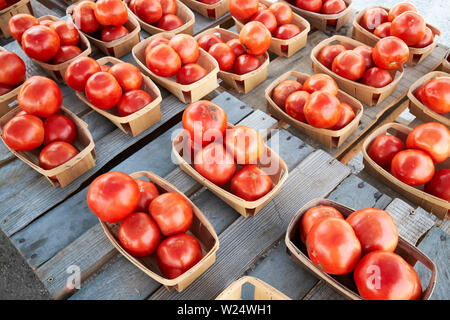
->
xmin=439 ymin=49 xmax=450 ymax=73
xmin=179 ymin=0 xmax=228 ymax=20
xmin=0 ymin=0 xmax=33 ymax=38
xmin=285 ymin=198 xmax=437 ymax=300
xmin=0 ymin=47 xmax=22 ymax=117
xmin=216 ymin=276 xmax=291 ymax=300
xmin=100 ymin=171 xmax=220 ymax=292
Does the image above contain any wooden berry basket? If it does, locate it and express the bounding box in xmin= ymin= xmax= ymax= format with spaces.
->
xmin=362 ymin=123 xmax=450 ymax=219
xmin=194 ymin=28 xmax=269 ymax=94
xmin=99 ymin=171 xmax=220 ymax=292
xmin=132 ymin=32 xmax=219 ymax=103
xmin=352 ymin=6 xmax=441 ymax=66
xmin=311 ymin=35 xmax=404 ymax=106
xmin=172 ymin=124 xmax=289 ymax=217
xmin=439 ymin=49 xmax=450 ymax=73
xmin=67 ymin=0 xmax=141 ymax=58
xmin=0 ymin=0 xmax=33 ymax=38
xmin=0 ymin=47 xmax=22 ymax=117
xmin=179 ymin=0 xmax=229 ymax=20
xmin=216 ymin=276 xmax=291 ymax=300
xmin=407 ymin=71 xmax=450 ymax=128
xmin=0 ymin=106 xmax=96 ymax=187
xmin=265 ymin=71 xmax=363 ymax=149
xmin=75 ymin=56 xmax=162 ymax=137
xmin=285 ymin=0 xmax=352 ymax=32
xmin=285 ymin=198 xmax=437 ymax=300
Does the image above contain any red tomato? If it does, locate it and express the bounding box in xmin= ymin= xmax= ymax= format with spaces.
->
xmin=320 ymin=0 xmax=346 ymax=26
xmin=0 ymin=84 xmax=13 ymax=96
xmin=269 ymin=2 xmax=293 ymax=25
xmin=0 ymin=0 xmax=6 ymax=10
xmin=101 ymin=25 xmax=129 ymax=42
xmin=367 ymin=134 xmax=404 ymax=171
xmin=160 ymin=0 xmax=177 ymax=15
xmin=285 ymin=90 xmax=309 ymax=122
xmin=303 ymin=91 xmax=340 ymax=128
xmin=40 ymin=20 xmax=54 ymax=28
xmin=146 ymin=44 xmax=181 ymax=77
xmin=50 ymin=21 xmax=79 ymax=46
xmin=149 ymin=192 xmax=193 ymax=236
xmin=271 ymin=79 xmax=302 ymax=108
xmin=354 ymin=251 xmax=422 ymax=300
xmin=373 ymin=22 xmax=391 ymax=38
xmin=158 ymin=14 xmax=184 ymax=31
xmin=361 ymin=67 xmax=393 ymax=88
xmin=169 ymin=34 xmax=199 ymax=65
xmin=208 ymin=43 xmax=235 ymax=72
xmin=65 ymin=56 xmax=101 ymax=91
xmin=331 ymin=102 xmax=355 ymax=130
xmin=300 ymin=206 xmax=344 ymax=243
xmin=413 ymin=27 xmax=434 ymax=48
xmin=39 ymin=141 xmax=79 ymax=170
xmin=44 ymin=114 xmax=77 ymax=145
xmin=296 ymin=0 xmax=322 ymax=13
xmin=109 ymin=62 xmax=142 ymax=92
xmin=72 ymin=1 xmax=100 ymax=34
xmin=332 ymin=50 xmax=366 ymax=81
xmin=347 ymin=208 xmax=398 ymax=254
xmin=22 ymin=25 xmax=60 ymax=62
xmin=176 ymin=63 xmax=207 ymax=85
xmin=229 ymin=0 xmax=258 ymax=20
xmin=361 ymin=7 xmax=388 ymax=32
xmin=156 ymin=233 xmax=203 ymax=279
xmin=8 ymin=13 xmax=39 ymax=42
xmin=194 ymin=142 xmax=236 ymax=185
xmin=353 ymin=46 xmax=374 ymax=69
xmin=391 ymin=149 xmax=435 ymax=186
xmin=197 ymin=33 xmax=223 ymax=52
xmin=134 ymin=0 xmax=162 ymax=24
xmin=85 ymin=72 xmax=123 ymax=109
xmin=135 ymin=179 xmax=159 ymax=212
xmin=1 ymin=114 xmax=44 ymax=151
xmin=406 ymin=122 xmax=450 ymax=163
xmin=0 ymin=51 xmax=25 ymax=86
xmin=118 ymin=212 xmax=161 ymax=257
xmin=391 ymin=12 xmax=426 ymax=46
xmin=418 ymin=77 xmax=450 ymax=114
xmin=117 ymin=90 xmax=152 ymax=117
xmin=18 ymin=76 xmax=62 ymax=117
xmin=307 ymin=217 xmax=361 ymax=275
xmin=233 ymin=54 xmax=261 ymax=75
xmin=230 ymin=165 xmax=273 ymax=201
xmin=317 ymin=44 xmax=346 ymax=69
xmin=87 ymin=171 xmax=140 ymax=223
xmin=372 ymin=36 xmax=409 ymax=70
xmin=302 ymin=73 xmax=338 ymax=96
xmin=273 ymin=24 xmax=301 ymax=40
xmin=226 ymin=39 xmax=246 ymax=57
xmin=251 ymin=9 xmax=278 ymax=34
xmin=94 ymin=0 xmax=128 ymax=26
xmin=100 ymin=64 xmax=110 ymax=72
xmin=52 ymin=45 xmax=82 ymax=64
xmin=388 ymin=2 xmax=418 ymax=22
xmin=225 ymin=125 xmax=265 ymax=165
xmin=146 ymin=37 xmax=170 ymax=55
xmin=239 ymin=21 xmax=272 ymax=56
xmin=424 ymin=169 xmax=450 ymax=201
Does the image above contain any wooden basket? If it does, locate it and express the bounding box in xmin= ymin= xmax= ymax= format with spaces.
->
xmin=216 ymin=276 xmax=291 ymax=300
xmin=286 ymin=0 xmax=352 ymax=32
xmin=75 ymin=56 xmax=162 ymax=137
xmin=67 ymin=0 xmax=141 ymax=58
xmin=439 ymin=49 xmax=450 ymax=73
xmin=265 ymin=71 xmax=363 ymax=148
xmin=0 ymin=47 xmax=22 ymax=117
xmin=311 ymin=35 xmax=404 ymax=106
xmin=179 ymin=0 xmax=228 ymax=20
xmin=172 ymin=123 xmax=289 ymax=217
xmin=407 ymin=71 xmax=450 ymax=128
xmin=194 ymin=28 xmax=269 ymax=93
xmin=99 ymin=171 xmax=220 ymax=292
xmin=285 ymin=198 xmax=437 ymax=300
xmin=0 ymin=0 xmax=33 ymax=38
xmin=352 ymin=6 xmax=441 ymax=66
xmin=127 ymin=0 xmax=195 ymax=35
xmin=0 ymin=106 xmax=96 ymax=187
xmin=233 ymin=0 xmax=310 ymax=57
xmin=132 ymin=32 xmax=219 ymax=103
xmin=362 ymin=123 xmax=450 ymax=219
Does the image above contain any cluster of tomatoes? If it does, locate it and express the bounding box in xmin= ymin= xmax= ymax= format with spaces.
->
xmin=300 ymin=205 xmax=422 ymax=300
xmin=8 ymin=14 xmax=83 ymax=64
xmin=0 ymin=50 xmax=25 ymax=96
xmin=272 ymin=73 xmax=355 ymax=130
xmin=293 ymin=0 xmax=347 ymax=25
xmin=415 ymin=76 xmax=450 ymax=114
xmin=72 ymin=0 xmax=130 ymax=43
xmin=1 ymin=76 xmax=81 ymax=170
xmin=361 ymin=2 xmax=434 ymax=48
xmin=0 ymin=0 xmax=20 ymax=11
xmin=127 ymin=0 xmax=185 ymax=31
xmin=182 ymin=101 xmax=274 ymax=201
xmin=87 ymin=171 xmax=203 ymax=279
xmin=368 ymin=122 xmax=449 ymax=201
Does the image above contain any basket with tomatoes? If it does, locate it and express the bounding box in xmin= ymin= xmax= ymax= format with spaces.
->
xmin=179 ymin=0 xmax=228 ymax=20
xmin=265 ymin=71 xmax=363 ymax=148
xmin=311 ymin=35 xmax=406 ymax=106
xmin=125 ymin=0 xmax=195 ymax=35
xmin=132 ymin=32 xmax=219 ymax=103
xmin=216 ymin=276 xmax=291 ymax=300
xmin=286 ymin=198 xmax=437 ymax=300
xmin=363 ymin=122 xmax=450 ymax=219
xmin=231 ymin=0 xmax=310 ymax=57
xmin=87 ymin=170 xmax=219 ymax=292
xmin=352 ymin=3 xmax=441 ymax=66
xmin=0 ymin=76 xmax=96 ymax=187
xmin=0 ymin=0 xmax=33 ymax=38
xmin=0 ymin=47 xmax=26 ymax=117
xmin=67 ymin=0 xmax=141 ymax=58
xmin=172 ymin=100 xmax=288 ymax=217
xmin=407 ymin=71 xmax=450 ymax=127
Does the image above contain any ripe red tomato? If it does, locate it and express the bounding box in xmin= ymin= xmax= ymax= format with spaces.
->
xmin=424 ymin=169 xmax=450 ymax=201
xmin=100 ymin=64 xmax=111 ymax=72
xmin=146 ymin=44 xmax=181 ymax=77
xmin=194 ymin=142 xmax=236 ymax=185
xmin=273 ymin=24 xmax=301 ymax=40
xmin=303 ymin=91 xmax=340 ymax=128
xmin=146 ymin=37 xmax=170 ymax=54
xmin=391 ymin=149 xmax=435 ymax=186
xmin=135 ymin=179 xmax=159 ymax=212
xmin=353 ymin=46 xmax=374 ymax=69
xmin=226 ymin=39 xmax=245 ymax=57
xmin=117 ymin=90 xmax=152 ymax=117
xmin=230 ymin=165 xmax=273 ymax=201
xmin=157 ymin=14 xmax=184 ymax=31
xmin=321 ymin=0 xmax=346 ymax=26
xmin=317 ymin=44 xmax=346 ymax=69
xmin=271 ymin=79 xmax=302 ymax=108
xmin=374 ymin=22 xmax=391 ymax=38
xmin=39 ymin=141 xmax=79 ymax=170
xmin=94 ymin=0 xmax=128 ymax=26
xmin=367 ymin=134 xmax=404 ymax=171
xmin=303 ymin=73 xmax=338 ymax=96
xmin=406 ymin=122 xmax=450 ymax=163
xmin=169 ymin=34 xmax=199 ymax=65
xmin=176 ymin=63 xmax=207 ymax=85
xmin=0 ymin=51 xmax=25 ymax=86
xmin=372 ymin=36 xmax=409 ymax=70
xmin=300 ymin=205 xmax=344 ymax=243
xmin=296 ymin=0 xmax=322 ymax=13
xmin=22 ymin=25 xmax=60 ymax=62
xmin=208 ymin=43 xmax=236 ymax=71
xmin=149 ymin=192 xmax=193 ymax=236
xmin=391 ymin=12 xmax=426 ymax=46
xmin=50 ymin=21 xmax=79 ymax=46
xmin=331 ymin=102 xmax=355 ymax=130
xmin=8 ymin=13 xmax=39 ymax=42
xmin=72 ymin=1 xmax=100 ymax=34
xmin=307 ymin=217 xmax=361 ymax=275
xmin=1 ymin=114 xmax=44 ymax=151
xmin=160 ymin=0 xmax=177 ymax=15
xmin=418 ymin=77 xmax=450 ymax=114
xmin=109 ymin=62 xmax=142 ymax=92
xmin=118 ymin=212 xmax=161 ymax=257
xmin=388 ymin=2 xmax=418 ymax=22
xmin=239 ymin=21 xmax=272 ymax=56
xmin=233 ymin=54 xmax=261 ymax=75
xmin=354 ymin=251 xmax=422 ymax=300
xmin=18 ymin=76 xmax=62 ymax=117
xmin=65 ymin=56 xmax=101 ymax=91
xmin=225 ymin=125 xmax=265 ymax=165
xmin=332 ymin=50 xmax=366 ymax=81
xmin=156 ymin=233 xmax=203 ymax=279
xmin=85 ymin=72 xmax=123 ymax=109
xmin=361 ymin=67 xmax=393 ymax=88
xmin=197 ymin=33 xmax=223 ymax=52
xmin=87 ymin=171 xmax=140 ymax=223
xmin=251 ymin=9 xmax=278 ymax=34
xmin=413 ymin=27 xmax=434 ymax=48
xmin=361 ymin=7 xmax=388 ymax=32
xmin=44 ymin=114 xmax=77 ymax=145
xmin=134 ymin=0 xmax=162 ymax=24
xmin=52 ymin=45 xmax=82 ymax=64
xmin=269 ymin=2 xmax=293 ymax=25
xmin=0 ymin=0 xmax=5 ymax=9
xmin=101 ymin=26 xmax=129 ymax=42
xmin=285 ymin=90 xmax=309 ymax=122
xmin=229 ymin=0 xmax=258 ymax=20
xmin=0 ymin=84 xmax=13 ymax=96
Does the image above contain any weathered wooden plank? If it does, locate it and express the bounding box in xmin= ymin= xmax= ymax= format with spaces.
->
xmin=303 ymin=281 xmax=347 ymax=300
